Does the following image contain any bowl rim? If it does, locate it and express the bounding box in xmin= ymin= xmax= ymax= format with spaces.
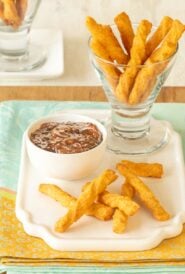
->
xmin=25 ymin=113 xmax=107 ymax=157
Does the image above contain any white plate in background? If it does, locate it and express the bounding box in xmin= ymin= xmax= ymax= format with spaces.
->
xmin=0 ymin=29 xmax=63 ymax=80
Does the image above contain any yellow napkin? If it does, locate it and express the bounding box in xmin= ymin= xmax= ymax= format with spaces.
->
xmin=1 ymin=188 xmax=185 ymax=267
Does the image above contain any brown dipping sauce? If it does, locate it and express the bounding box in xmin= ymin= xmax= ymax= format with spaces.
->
xmin=30 ymin=122 xmax=103 ymax=154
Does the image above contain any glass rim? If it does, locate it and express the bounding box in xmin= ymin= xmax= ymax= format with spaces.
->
xmin=88 ymin=24 xmax=178 ymax=68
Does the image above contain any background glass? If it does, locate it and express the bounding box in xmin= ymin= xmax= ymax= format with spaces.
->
xmin=0 ymin=0 xmax=46 ymax=72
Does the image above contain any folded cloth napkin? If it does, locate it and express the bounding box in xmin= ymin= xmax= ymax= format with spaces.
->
xmin=0 ymin=189 xmax=185 ymax=266
xmin=1 ymin=101 xmax=185 ymax=274
xmin=1 ymin=188 xmax=185 ymax=269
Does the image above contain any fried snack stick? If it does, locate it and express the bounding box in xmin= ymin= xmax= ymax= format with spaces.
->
xmin=139 ymin=75 xmax=157 ymax=103
xmin=99 ymin=190 xmax=139 ymax=216
xmin=16 ymin=0 xmax=27 ymax=21
xmin=0 ymin=1 xmax=4 ymax=19
xmin=1 ymin=0 xmax=21 ymax=28
xmin=115 ymin=20 xmax=152 ymax=103
xmin=39 ymin=184 xmax=114 ymax=221
xmin=55 ymin=169 xmax=117 ymax=232
xmin=148 ymin=19 xmax=185 ymax=63
xmin=121 ymin=180 xmax=135 ymax=198
xmin=114 ymin=12 xmax=134 ymax=55
xmin=86 ymin=16 xmax=128 ymax=64
xmin=146 ymin=16 xmax=173 ymax=57
xmin=91 ymin=38 xmax=121 ymax=90
xmin=117 ymin=164 xmax=170 ymax=221
xmin=120 ymin=160 xmax=163 ymax=178
xmin=82 ymin=183 xmax=131 ymax=234
xmin=129 ymin=19 xmax=185 ymax=105
xmin=113 ymin=209 xmax=128 ymax=234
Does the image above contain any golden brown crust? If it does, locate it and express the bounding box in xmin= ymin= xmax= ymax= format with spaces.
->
xmin=55 ymin=169 xmax=117 ymax=232
xmin=115 ymin=20 xmax=152 ymax=103
xmin=39 ymin=184 xmax=76 ymax=208
xmin=121 ymin=181 xmax=135 ymax=198
xmin=113 ymin=209 xmax=128 ymax=233
xmin=114 ymin=12 xmax=134 ymax=55
xmin=0 ymin=1 xmax=4 ymax=19
xmin=117 ymin=164 xmax=170 ymax=221
xmin=16 ymin=0 xmax=27 ymax=20
xmin=129 ymin=19 xmax=185 ymax=105
xmin=86 ymin=16 xmax=128 ymax=64
xmin=90 ymin=38 xmax=121 ymax=90
xmin=148 ymin=20 xmax=185 ymax=63
xmin=1 ymin=0 xmax=21 ymax=28
xmin=98 ymin=190 xmax=139 ymax=216
xmin=39 ymin=184 xmax=114 ymax=221
xmin=120 ymin=160 xmax=163 ymax=178
xmin=87 ymin=202 xmax=114 ymax=221
xmin=146 ymin=16 xmax=173 ymax=57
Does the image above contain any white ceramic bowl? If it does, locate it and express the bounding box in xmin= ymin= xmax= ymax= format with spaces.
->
xmin=25 ymin=113 xmax=107 ymax=180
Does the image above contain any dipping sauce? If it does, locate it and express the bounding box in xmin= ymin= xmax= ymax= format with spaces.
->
xmin=30 ymin=122 xmax=103 ymax=154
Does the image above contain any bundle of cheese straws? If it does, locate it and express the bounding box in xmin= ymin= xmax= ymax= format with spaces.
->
xmin=0 ymin=0 xmax=27 ymax=28
xmin=39 ymin=161 xmax=170 ymax=234
xmin=86 ymin=12 xmax=185 ymax=105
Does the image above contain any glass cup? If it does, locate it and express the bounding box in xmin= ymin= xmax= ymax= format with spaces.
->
xmin=88 ymin=27 xmax=177 ymax=155
xmin=0 ymin=0 xmax=46 ymax=72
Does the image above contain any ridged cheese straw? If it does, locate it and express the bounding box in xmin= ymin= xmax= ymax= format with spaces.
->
xmin=114 ymin=12 xmax=134 ymax=55
xmin=99 ymin=190 xmax=139 ymax=216
xmin=16 ymin=0 xmax=28 ymax=20
xmin=117 ymin=164 xmax=170 ymax=221
xmin=90 ymin=38 xmax=121 ymax=90
xmin=39 ymin=184 xmax=114 ymax=221
xmin=1 ymin=0 xmax=21 ymax=28
xmin=146 ymin=16 xmax=173 ymax=57
xmin=115 ymin=20 xmax=152 ymax=103
xmin=55 ymin=169 xmax=117 ymax=232
xmin=0 ymin=1 xmax=4 ymax=19
xmin=121 ymin=180 xmax=135 ymax=199
xmin=120 ymin=160 xmax=163 ymax=178
xmin=84 ymin=182 xmax=131 ymax=234
xmin=129 ymin=19 xmax=185 ymax=105
xmin=86 ymin=16 xmax=128 ymax=64
xmin=113 ymin=209 xmax=128 ymax=234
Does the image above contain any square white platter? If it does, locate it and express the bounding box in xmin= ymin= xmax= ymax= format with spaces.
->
xmin=16 ymin=109 xmax=185 ymax=252
xmin=0 ymin=29 xmax=63 ymax=80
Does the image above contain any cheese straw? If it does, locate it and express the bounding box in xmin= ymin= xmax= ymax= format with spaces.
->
xmin=116 ymin=20 xmax=152 ymax=103
xmin=117 ymin=164 xmax=170 ymax=221
xmin=129 ymin=19 xmax=185 ymax=105
xmin=16 ymin=0 xmax=27 ymax=20
xmin=121 ymin=180 xmax=135 ymax=199
xmin=99 ymin=190 xmax=139 ymax=216
xmin=146 ymin=16 xmax=173 ymax=57
xmin=83 ymin=182 xmax=133 ymax=234
xmin=86 ymin=16 xmax=128 ymax=64
xmin=0 ymin=1 xmax=4 ymax=19
xmin=120 ymin=160 xmax=163 ymax=178
xmin=113 ymin=209 xmax=128 ymax=234
xmin=39 ymin=184 xmax=114 ymax=221
xmin=90 ymin=38 xmax=121 ymax=90
xmin=114 ymin=12 xmax=134 ymax=55
xmin=148 ymin=19 xmax=185 ymax=62
xmin=55 ymin=169 xmax=117 ymax=232
xmin=1 ymin=0 xmax=21 ymax=28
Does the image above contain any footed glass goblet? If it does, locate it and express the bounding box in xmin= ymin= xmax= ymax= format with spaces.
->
xmin=89 ymin=36 xmax=177 ymax=155
xmin=0 ymin=0 xmax=46 ymax=72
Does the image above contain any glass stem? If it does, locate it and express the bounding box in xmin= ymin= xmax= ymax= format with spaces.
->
xmin=111 ymin=105 xmax=151 ymax=139
xmin=0 ymin=26 xmax=30 ymax=58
